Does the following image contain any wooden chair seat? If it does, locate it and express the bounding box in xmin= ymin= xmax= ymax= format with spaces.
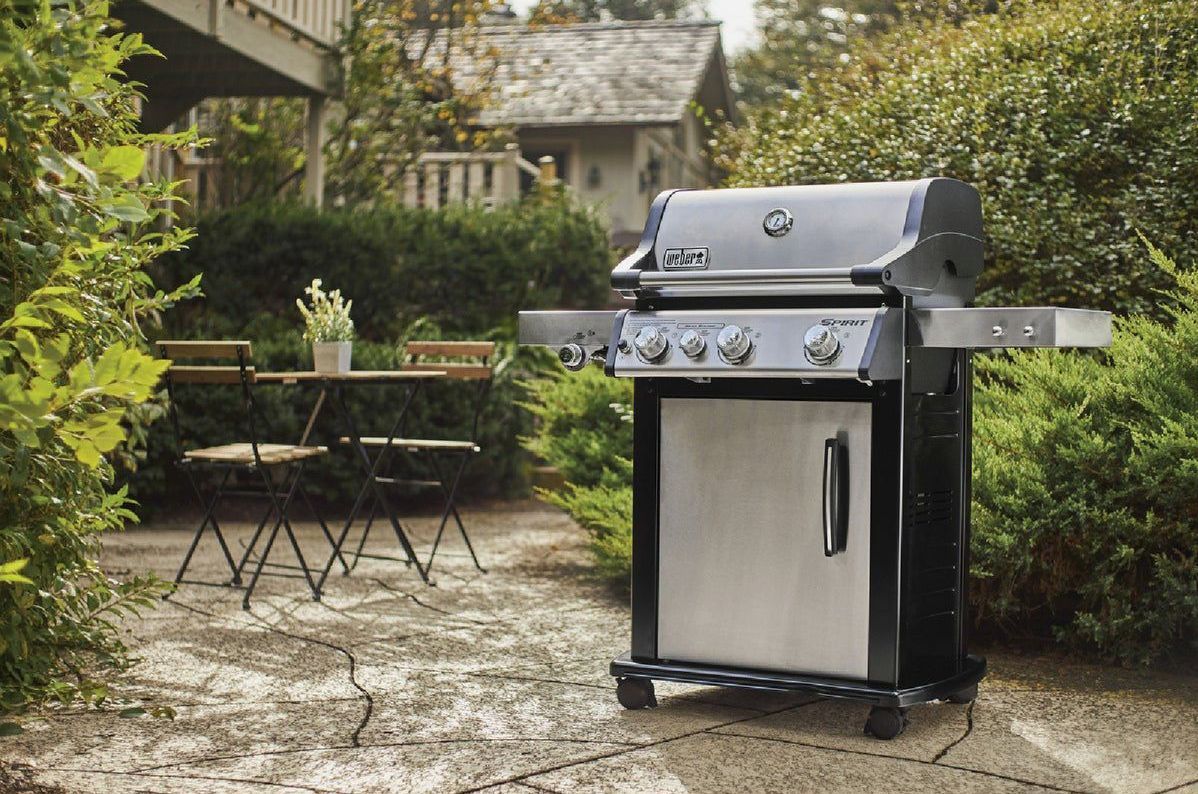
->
xmin=340 ymin=436 xmax=481 ymax=453
xmin=184 ymin=443 xmax=329 ymax=465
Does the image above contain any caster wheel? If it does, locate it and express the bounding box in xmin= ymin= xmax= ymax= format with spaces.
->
xmin=865 ymin=706 xmax=909 ymax=740
xmin=947 ymin=684 xmax=977 ymax=704
xmin=616 ymin=677 xmax=657 ymax=710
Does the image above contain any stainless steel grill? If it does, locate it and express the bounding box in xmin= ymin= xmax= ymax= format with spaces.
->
xmin=518 ymin=178 xmax=1110 ymax=739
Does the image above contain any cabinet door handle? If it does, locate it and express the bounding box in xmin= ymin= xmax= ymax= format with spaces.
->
xmin=823 ymin=438 xmax=849 ymax=557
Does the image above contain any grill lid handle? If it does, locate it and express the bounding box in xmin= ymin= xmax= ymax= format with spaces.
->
xmin=823 ymin=438 xmax=849 ymax=557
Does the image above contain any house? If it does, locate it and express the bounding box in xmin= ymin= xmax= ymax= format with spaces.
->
xmin=112 ymin=0 xmax=348 ymax=206
xmin=418 ymin=19 xmax=736 ymax=245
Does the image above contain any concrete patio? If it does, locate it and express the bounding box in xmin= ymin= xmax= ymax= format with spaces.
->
xmin=2 ymin=501 xmax=1196 ymax=793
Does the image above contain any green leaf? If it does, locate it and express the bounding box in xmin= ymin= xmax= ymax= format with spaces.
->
xmin=100 ymin=145 xmax=145 ymax=181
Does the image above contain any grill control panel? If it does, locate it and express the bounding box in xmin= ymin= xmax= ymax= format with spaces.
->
xmin=612 ymin=308 xmax=900 ymax=380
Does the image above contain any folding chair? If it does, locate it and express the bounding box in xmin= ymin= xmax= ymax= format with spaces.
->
xmin=343 ymin=341 xmax=495 ymax=573
xmin=158 ymin=340 xmax=345 ymax=608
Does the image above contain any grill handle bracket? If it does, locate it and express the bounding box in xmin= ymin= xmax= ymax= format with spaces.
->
xmin=823 ymin=438 xmax=849 ymax=557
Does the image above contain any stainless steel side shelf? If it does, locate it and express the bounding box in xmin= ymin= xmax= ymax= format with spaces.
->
xmin=909 ymin=307 xmax=1112 ymax=349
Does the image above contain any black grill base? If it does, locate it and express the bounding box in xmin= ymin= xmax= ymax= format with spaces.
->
xmin=609 ymin=653 xmax=986 ymax=709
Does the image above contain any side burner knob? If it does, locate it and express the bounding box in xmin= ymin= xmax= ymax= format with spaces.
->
xmin=678 ymin=330 xmax=706 ymax=358
xmin=558 ymin=344 xmax=587 ymax=371
xmin=803 ymin=325 xmax=841 ymax=364
xmin=716 ymin=324 xmax=752 ymax=364
xmin=633 ymin=326 xmax=669 ymax=362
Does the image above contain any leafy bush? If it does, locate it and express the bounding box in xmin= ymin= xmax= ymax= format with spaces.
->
xmin=717 ymin=0 xmax=1198 ymax=316
xmin=520 ymin=368 xmax=633 ymax=580
xmin=155 ymin=198 xmax=612 ymax=342
xmin=971 ymin=240 xmax=1198 ymax=665
xmin=0 ymin=0 xmax=196 ymax=707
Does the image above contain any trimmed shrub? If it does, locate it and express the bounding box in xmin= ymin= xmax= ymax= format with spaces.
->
xmin=716 ymin=0 xmax=1198 ymax=316
xmin=971 ymin=241 xmax=1198 ymax=665
xmin=520 ymin=368 xmax=633 ymax=580
xmin=156 ymin=198 xmax=613 ymax=341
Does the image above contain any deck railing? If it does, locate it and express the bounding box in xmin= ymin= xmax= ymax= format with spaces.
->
xmin=402 ymin=144 xmax=555 ymax=209
xmin=239 ymin=0 xmax=350 ymax=49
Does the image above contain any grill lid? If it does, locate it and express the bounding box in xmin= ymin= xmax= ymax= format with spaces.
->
xmin=612 ymin=178 xmax=984 ymax=307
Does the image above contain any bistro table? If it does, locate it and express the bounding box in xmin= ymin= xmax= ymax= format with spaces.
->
xmin=255 ymin=370 xmax=446 ymax=589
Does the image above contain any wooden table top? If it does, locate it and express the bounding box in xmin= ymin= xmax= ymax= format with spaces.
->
xmin=255 ymin=370 xmax=446 ymax=384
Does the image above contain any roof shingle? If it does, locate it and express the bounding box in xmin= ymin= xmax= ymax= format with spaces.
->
xmin=419 ymin=20 xmax=725 ymax=127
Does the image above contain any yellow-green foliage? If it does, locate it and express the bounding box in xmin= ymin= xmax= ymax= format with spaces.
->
xmin=718 ymin=0 xmax=1198 ymax=316
xmin=0 ymin=0 xmax=198 ymax=707
xmin=521 ymin=367 xmax=633 ymax=581
xmin=972 ymin=240 xmax=1198 ymax=665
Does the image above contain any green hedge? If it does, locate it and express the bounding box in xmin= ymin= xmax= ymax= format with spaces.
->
xmin=157 ymin=198 xmax=612 ymax=341
xmin=127 ymin=198 xmax=612 ymax=510
xmin=716 ymin=0 xmax=1198 ymax=316
xmin=522 ymin=245 xmax=1198 ymax=664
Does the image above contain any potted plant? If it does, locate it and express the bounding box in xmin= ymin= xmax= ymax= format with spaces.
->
xmin=296 ymin=278 xmax=355 ymax=373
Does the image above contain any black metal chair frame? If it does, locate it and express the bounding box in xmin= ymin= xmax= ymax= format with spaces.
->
xmin=346 ymin=343 xmax=494 ymax=574
xmin=159 ymin=341 xmax=347 ymax=609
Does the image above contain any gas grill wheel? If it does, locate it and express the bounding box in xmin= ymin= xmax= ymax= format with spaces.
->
xmin=615 ymin=677 xmax=657 ymax=710
xmin=865 ymin=706 xmax=910 ymax=740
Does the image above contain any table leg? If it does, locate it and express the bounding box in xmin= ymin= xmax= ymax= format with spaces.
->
xmin=323 ymin=382 xmax=431 ymax=586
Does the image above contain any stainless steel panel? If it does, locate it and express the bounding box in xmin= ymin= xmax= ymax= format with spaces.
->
xmin=652 ymin=182 xmax=917 ymax=272
xmin=657 ymin=398 xmax=872 ymax=678
xmin=612 ymin=308 xmax=897 ymax=379
xmin=517 ymin=311 xmax=618 ymax=348
xmin=910 ymin=307 xmax=1112 ymax=349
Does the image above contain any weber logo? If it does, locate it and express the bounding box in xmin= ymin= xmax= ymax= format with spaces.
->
xmin=662 ymin=247 xmax=710 ymax=270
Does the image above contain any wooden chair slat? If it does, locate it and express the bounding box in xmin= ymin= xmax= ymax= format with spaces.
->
xmin=157 ymin=340 xmax=253 ymax=360
xmin=168 ymin=365 xmax=257 ymax=384
xmin=406 ymin=341 xmax=495 ymax=358
xmin=405 ymin=363 xmax=491 ymax=380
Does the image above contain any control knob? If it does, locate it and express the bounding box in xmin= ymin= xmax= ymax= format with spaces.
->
xmin=803 ymin=324 xmax=841 ymax=364
xmin=678 ymin=329 xmax=706 ymax=358
xmin=716 ymin=324 xmax=752 ymax=364
xmin=633 ymin=325 xmax=669 ymax=362
xmin=558 ymin=344 xmax=587 ymax=371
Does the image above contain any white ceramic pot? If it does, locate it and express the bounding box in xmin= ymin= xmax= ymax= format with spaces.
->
xmin=313 ymin=341 xmax=352 ymax=373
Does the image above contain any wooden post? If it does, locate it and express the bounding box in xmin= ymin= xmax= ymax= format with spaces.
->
xmin=304 ymin=95 xmax=326 ymax=208
xmin=403 ymin=169 xmax=419 ymax=208
xmin=494 ymin=143 xmax=520 ymax=203
xmin=208 ymin=0 xmax=223 ymax=37
xmin=447 ymin=162 xmax=465 ymax=204
xmin=424 ymin=161 xmax=441 ymax=209
xmin=467 ymin=161 xmax=486 ymax=204
xmin=538 ymin=155 xmax=557 ymax=184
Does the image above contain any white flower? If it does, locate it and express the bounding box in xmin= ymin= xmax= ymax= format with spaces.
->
xmin=296 ymin=278 xmax=355 ymax=343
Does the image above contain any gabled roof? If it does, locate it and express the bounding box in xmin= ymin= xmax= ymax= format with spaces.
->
xmin=418 ymin=20 xmax=733 ymax=128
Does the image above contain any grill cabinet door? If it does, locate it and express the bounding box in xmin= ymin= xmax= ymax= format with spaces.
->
xmin=656 ymin=398 xmax=872 ymax=679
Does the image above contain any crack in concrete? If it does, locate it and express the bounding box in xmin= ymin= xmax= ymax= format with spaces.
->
xmin=932 ymin=699 xmax=974 ymax=763
xmin=1153 ymin=778 xmax=1198 ymax=794
xmin=41 ymin=765 xmax=342 ymax=794
xmin=714 ymin=729 xmax=1087 ymax=793
xmin=167 ymin=600 xmax=375 ymax=749
xmin=132 ymin=737 xmax=638 ymax=776
xmin=455 ymin=697 xmax=818 ymax=794
xmin=370 ymin=577 xmax=493 ymax=624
